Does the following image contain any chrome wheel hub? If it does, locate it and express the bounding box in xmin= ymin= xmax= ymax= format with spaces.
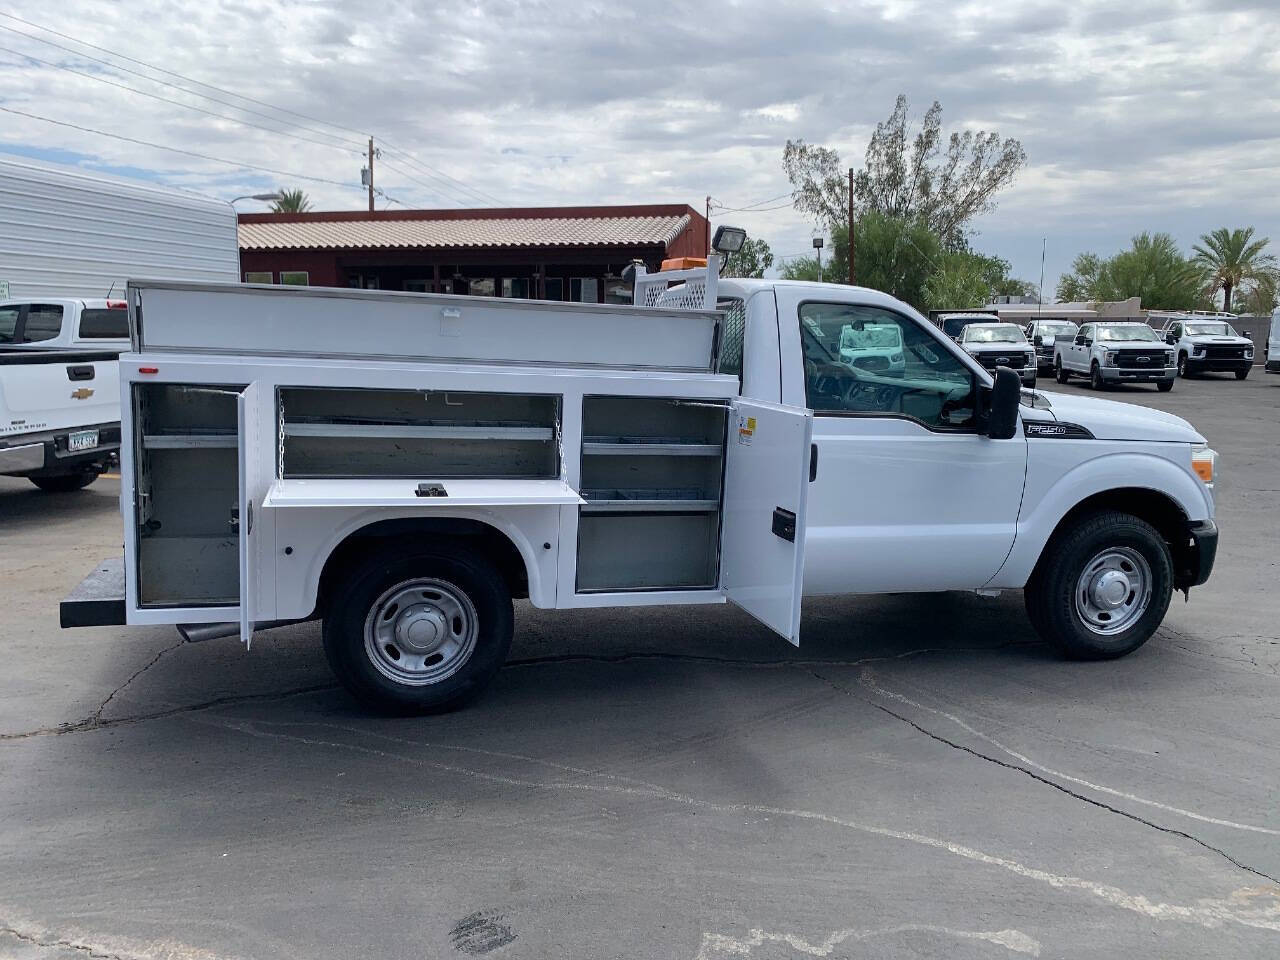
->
xmin=1074 ymin=547 xmax=1151 ymax=636
xmin=364 ymin=578 xmax=478 ymax=686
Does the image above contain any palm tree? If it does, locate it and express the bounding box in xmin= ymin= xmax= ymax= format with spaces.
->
xmin=271 ymin=189 xmax=312 ymax=213
xmin=1192 ymin=227 xmax=1277 ymax=312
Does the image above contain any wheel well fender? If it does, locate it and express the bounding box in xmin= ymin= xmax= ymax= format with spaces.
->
xmin=307 ymin=511 xmax=543 ymax=618
xmin=988 ymin=451 xmax=1210 ymax=589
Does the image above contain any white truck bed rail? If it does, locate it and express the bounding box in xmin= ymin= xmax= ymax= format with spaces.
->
xmin=631 ymin=254 xmax=721 ymax=311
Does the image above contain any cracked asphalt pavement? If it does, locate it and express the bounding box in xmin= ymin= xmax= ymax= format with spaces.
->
xmin=1 ymin=373 xmax=1278 ymax=959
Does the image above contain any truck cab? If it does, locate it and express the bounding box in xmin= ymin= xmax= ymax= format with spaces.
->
xmin=62 ymin=274 xmax=1220 ymax=714
xmin=1157 ymin=314 xmax=1255 ymax=380
xmin=1054 ymin=321 xmax=1177 ymax=391
xmin=0 ymin=298 xmax=131 ymax=351
xmin=1024 ymin=319 xmax=1080 ymax=373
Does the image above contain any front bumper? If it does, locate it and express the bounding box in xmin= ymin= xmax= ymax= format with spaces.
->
xmin=1185 ymin=355 xmax=1251 ymax=373
xmin=1263 ymin=358 xmax=1279 ymax=374
xmin=1099 ymin=365 xmax=1177 ymax=382
xmin=1175 ymin=520 xmax=1218 ymax=590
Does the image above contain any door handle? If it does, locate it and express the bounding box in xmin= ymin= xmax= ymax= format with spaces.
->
xmin=772 ymin=507 xmax=796 ymax=543
xmin=809 ymin=443 xmax=818 ymax=482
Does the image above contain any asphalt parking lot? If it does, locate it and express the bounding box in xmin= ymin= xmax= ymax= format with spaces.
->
xmin=2 ymin=371 xmax=1278 ymax=960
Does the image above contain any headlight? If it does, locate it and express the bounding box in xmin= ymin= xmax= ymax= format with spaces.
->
xmin=1104 ymin=351 xmax=1118 ymax=366
xmin=890 ymin=353 xmax=903 ymax=363
xmin=1165 ymin=351 xmax=1175 ymax=364
xmin=1192 ymin=443 xmax=1217 ymax=489
xmin=1245 ymin=348 xmax=1254 ymax=359
xmin=1193 ymin=346 xmax=1205 ymax=356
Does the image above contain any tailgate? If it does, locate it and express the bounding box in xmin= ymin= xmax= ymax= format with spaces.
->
xmin=0 ymin=350 xmax=121 ymax=438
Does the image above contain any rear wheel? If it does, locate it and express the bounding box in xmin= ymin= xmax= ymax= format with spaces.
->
xmin=29 ymin=470 xmax=98 ymax=493
xmin=322 ymin=544 xmax=513 ymax=714
xmin=1089 ymin=362 xmax=1104 ymax=390
xmin=1235 ymin=368 xmax=1250 ymax=380
xmin=1024 ymin=510 xmax=1173 ymax=660
xmin=1054 ymin=358 xmax=1068 ymax=383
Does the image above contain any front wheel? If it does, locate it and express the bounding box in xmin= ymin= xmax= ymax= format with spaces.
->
xmin=29 ymin=470 xmax=98 ymax=493
xmin=1054 ymin=358 xmax=1068 ymax=383
xmin=1235 ymin=368 xmax=1250 ymax=381
xmin=1024 ymin=510 xmax=1173 ymax=659
xmin=1177 ymin=353 xmax=1189 ymax=377
xmin=322 ymin=544 xmax=513 ymax=714
xmin=1156 ymin=378 xmax=1174 ymax=392
xmin=1090 ymin=362 xmax=1104 ymax=390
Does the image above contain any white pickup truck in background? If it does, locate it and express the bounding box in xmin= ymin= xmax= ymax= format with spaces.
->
xmin=1053 ymin=321 xmax=1177 ymax=391
xmin=0 ymin=348 xmax=121 ymax=490
xmin=1 ymin=298 xmax=131 ymax=350
xmin=61 ymin=243 xmax=1221 ymax=714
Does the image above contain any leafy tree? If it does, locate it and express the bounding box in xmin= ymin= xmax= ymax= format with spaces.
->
xmin=782 ymin=95 xmax=1027 ymax=249
xmin=923 ymin=251 xmax=1032 ymax=311
xmin=271 ymin=188 xmax=312 ymax=213
xmin=1056 ymin=234 xmax=1207 ymax=310
xmin=1233 ymin=270 xmax=1278 ymax=315
xmin=721 ymin=236 xmax=775 ymax=278
xmin=1191 ymin=227 xmax=1277 ymax=312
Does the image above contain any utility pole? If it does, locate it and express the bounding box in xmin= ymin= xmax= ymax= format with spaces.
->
xmin=847 ymin=167 xmax=856 ymax=285
xmin=367 ymin=137 xmax=375 ymax=212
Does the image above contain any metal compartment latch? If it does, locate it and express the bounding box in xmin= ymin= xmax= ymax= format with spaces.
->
xmin=771 ymin=507 xmax=796 ymax=543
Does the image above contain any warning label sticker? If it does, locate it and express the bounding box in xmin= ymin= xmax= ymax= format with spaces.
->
xmin=737 ymin=415 xmax=756 ymax=445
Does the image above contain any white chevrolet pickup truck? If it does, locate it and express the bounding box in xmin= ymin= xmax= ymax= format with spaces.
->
xmin=61 ymin=260 xmax=1219 ymax=713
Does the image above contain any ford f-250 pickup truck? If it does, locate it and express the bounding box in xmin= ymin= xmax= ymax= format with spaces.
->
xmin=1054 ymin=322 xmax=1177 ymax=391
xmin=61 ymin=265 xmax=1219 ymax=713
xmin=1155 ymin=314 xmax=1255 ymax=380
xmin=0 ymin=348 xmax=121 ymax=490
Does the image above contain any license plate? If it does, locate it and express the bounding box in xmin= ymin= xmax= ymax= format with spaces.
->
xmin=67 ymin=429 xmax=99 ymax=452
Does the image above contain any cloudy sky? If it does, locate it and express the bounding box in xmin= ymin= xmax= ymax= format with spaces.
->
xmin=2 ymin=0 xmax=1278 ymax=296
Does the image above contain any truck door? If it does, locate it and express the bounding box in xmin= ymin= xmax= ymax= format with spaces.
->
xmin=236 ymin=382 xmax=268 ymax=647
xmin=720 ymin=397 xmax=813 ymax=644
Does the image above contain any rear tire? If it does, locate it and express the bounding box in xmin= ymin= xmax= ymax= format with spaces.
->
xmin=322 ymin=544 xmax=513 ymax=714
xmin=1235 ymin=368 xmax=1250 ymax=380
xmin=1156 ymin=379 xmax=1174 ymax=392
xmin=1024 ymin=510 xmax=1173 ymax=660
xmin=1054 ymin=358 xmax=1068 ymax=384
xmin=29 ymin=471 xmax=98 ymax=493
xmin=1090 ymin=362 xmax=1104 ymax=390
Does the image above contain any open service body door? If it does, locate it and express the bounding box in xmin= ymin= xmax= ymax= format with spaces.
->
xmin=237 ymin=381 xmax=269 ymax=647
xmin=720 ymin=398 xmax=813 ymax=644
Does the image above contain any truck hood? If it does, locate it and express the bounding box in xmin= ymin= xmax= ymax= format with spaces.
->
xmin=965 ymin=344 xmax=1031 ymax=355
xmin=1024 ymin=390 xmax=1203 ymax=443
xmin=1185 ymin=335 xmax=1252 ymax=346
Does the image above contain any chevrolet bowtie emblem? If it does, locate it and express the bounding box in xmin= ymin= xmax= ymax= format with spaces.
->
xmin=71 ymin=387 xmax=94 ymax=400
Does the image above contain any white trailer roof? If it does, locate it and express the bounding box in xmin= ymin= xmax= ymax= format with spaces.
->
xmin=0 ymin=153 xmax=240 ymax=300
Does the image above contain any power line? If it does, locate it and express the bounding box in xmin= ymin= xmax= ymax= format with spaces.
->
xmin=0 ymin=43 xmax=366 ymax=157
xmin=0 ymin=12 xmax=502 ymax=206
xmin=0 ymin=104 xmax=359 ymax=189
xmin=710 ymin=191 xmax=794 ymax=213
xmin=378 ymin=142 xmax=505 ymax=206
xmin=377 ymin=157 xmax=475 ymax=207
xmin=0 ymin=11 xmax=369 ymax=148
xmin=0 ymin=20 xmax=366 ymax=150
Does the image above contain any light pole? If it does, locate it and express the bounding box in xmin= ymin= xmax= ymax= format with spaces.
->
xmin=230 ymin=192 xmax=283 ymax=206
xmin=813 ymin=236 xmax=824 ymax=283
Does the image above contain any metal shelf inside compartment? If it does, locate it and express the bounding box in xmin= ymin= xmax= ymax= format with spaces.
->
xmin=283 ymin=418 xmax=553 ymax=441
xmin=142 ymin=431 xmax=237 ymax=449
xmin=582 ymin=435 xmax=722 ymax=456
xmin=580 ymin=487 xmax=719 ymax=513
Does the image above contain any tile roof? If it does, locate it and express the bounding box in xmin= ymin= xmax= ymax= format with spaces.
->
xmin=238 ymin=213 xmax=691 ymax=251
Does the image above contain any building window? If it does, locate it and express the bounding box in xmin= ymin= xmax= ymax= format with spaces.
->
xmin=570 ymin=277 xmax=598 ymax=303
xmin=542 ymin=278 xmax=563 ymax=301
xmin=244 ymin=271 xmax=274 ymax=284
xmin=280 ymin=271 xmax=309 ymax=286
xmin=469 ymin=278 xmax=495 ymax=297
xmin=501 ymin=278 xmax=531 ymax=298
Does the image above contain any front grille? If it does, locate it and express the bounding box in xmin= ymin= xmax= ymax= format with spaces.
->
xmin=852 ymin=355 xmax=889 ymax=371
xmin=1113 ymin=350 xmax=1169 ymax=369
xmin=1204 ymin=347 xmax=1247 ymax=360
xmin=977 ymin=352 xmax=1033 ymax=369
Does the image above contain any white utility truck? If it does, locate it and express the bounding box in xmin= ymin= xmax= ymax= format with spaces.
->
xmin=1151 ymin=312 xmax=1255 ymax=380
xmin=61 ymin=243 xmax=1220 ymax=713
xmin=956 ymin=322 xmax=1038 ymax=387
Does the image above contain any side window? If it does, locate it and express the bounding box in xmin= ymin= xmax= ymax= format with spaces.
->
xmin=716 ymin=297 xmax=746 ymax=381
xmin=78 ymin=308 xmax=130 ymax=339
xmin=0 ymin=306 xmax=17 ymax=343
xmin=21 ymin=304 xmax=62 ymax=343
xmin=799 ymin=302 xmax=975 ymax=429
xmin=1076 ymin=325 xmax=1090 ymax=345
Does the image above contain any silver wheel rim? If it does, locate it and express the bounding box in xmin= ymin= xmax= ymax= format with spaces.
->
xmin=1074 ymin=547 xmax=1151 ymax=636
xmin=363 ymin=578 xmax=478 ymax=686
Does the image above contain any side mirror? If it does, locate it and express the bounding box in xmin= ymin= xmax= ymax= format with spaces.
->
xmin=1032 ymin=334 xmax=1043 ymax=346
xmin=1165 ymin=334 xmax=1175 ymax=343
xmin=985 ymin=368 xmax=1021 ymax=440
xmin=1243 ymin=330 xmax=1252 ymax=338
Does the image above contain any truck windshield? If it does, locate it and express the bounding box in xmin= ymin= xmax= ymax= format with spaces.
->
xmin=1184 ymin=322 xmax=1236 ymax=336
xmin=840 ymin=323 xmax=901 ymax=350
xmin=965 ymin=325 xmax=1025 ymax=343
xmin=1096 ymin=325 xmax=1159 ymax=342
xmin=1035 ymin=323 xmax=1078 ymax=338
